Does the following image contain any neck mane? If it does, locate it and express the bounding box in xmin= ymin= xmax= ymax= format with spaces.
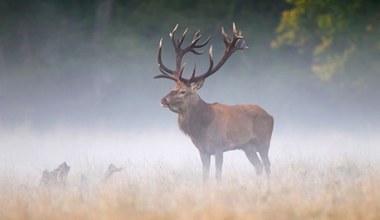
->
xmin=178 ymin=95 xmax=214 ymax=139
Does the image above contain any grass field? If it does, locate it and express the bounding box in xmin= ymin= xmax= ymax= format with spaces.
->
xmin=1 ymin=158 xmax=379 ymax=220
xmin=0 ymin=128 xmax=379 ymax=219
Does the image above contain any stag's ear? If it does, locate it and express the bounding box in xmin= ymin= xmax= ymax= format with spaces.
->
xmin=190 ymin=79 xmax=205 ymax=91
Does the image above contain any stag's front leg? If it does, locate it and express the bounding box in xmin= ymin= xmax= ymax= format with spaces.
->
xmin=199 ymin=151 xmax=211 ymax=183
xmin=215 ymin=152 xmax=223 ymax=180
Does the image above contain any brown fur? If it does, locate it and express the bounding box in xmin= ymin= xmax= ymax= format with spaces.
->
xmin=178 ymin=97 xmax=214 ymax=141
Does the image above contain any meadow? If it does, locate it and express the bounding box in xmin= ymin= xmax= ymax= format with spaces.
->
xmin=0 ymin=128 xmax=379 ymax=220
xmin=1 ymin=157 xmax=379 ymax=219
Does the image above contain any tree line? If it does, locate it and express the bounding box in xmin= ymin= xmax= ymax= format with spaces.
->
xmin=1 ymin=0 xmax=378 ymax=81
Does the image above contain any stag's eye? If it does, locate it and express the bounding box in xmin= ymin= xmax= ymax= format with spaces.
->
xmin=179 ymin=90 xmax=186 ymax=95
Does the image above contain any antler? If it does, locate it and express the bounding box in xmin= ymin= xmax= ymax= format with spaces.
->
xmin=154 ymin=24 xmax=210 ymax=82
xmin=154 ymin=23 xmax=247 ymax=85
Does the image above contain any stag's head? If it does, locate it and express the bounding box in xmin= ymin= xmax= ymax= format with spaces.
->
xmin=154 ymin=23 xmax=247 ymax=113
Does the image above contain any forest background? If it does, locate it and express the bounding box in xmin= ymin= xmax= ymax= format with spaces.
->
xmin=0 ymin=0 xmax=379 ymax=136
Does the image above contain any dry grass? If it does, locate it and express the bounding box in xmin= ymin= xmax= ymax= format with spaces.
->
xmin=1 ymin=159 xmax=380 ymax=220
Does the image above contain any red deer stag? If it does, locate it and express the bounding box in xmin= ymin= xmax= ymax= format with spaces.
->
xmin=154 ymin=23 xmax=274 ymax=182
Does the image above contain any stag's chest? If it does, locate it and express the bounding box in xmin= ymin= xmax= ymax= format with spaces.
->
xmin=178 ymin=108 xmax=213 ymax=139
xmin=178 ymin=109 xmax=227 ymax=153
xmin=178 ymin=115 xmax=205 ymax=140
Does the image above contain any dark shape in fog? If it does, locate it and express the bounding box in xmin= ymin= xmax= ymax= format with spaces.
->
xmin=155 ymin=23 xmax=274 ymax=182
xmin=103 ymin=163 xmax=123 ymax=182
xmin=40 ymin=162 xmax=70 ymax=187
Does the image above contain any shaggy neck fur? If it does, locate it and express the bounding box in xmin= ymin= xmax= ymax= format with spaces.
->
xmin=177 ymin=95 xmax=214 ymax=140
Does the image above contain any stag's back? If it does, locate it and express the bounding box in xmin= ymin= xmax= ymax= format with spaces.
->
xmin=203 ymin=103 xmax=273 ymax=152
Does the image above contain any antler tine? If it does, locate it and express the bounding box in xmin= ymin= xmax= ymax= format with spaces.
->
xmin=154 ymin=65 xmax=177 ymax=81
xmin=221 ymin=26 xmax=231 ymax=46
xmin=154 ymin=37 xmax=178 ymax=81
xmin=182 ymin=63 xmax=198 ymax=84
xmin=191 ymin=30 xmax=202 ymax=44
xmin=189 ymin=35 xmax=211 ymax=55
xmin=170 ymin=24 xmax=179 ymax=38
xmin=183 ymin=31 xmax=211 ymax=55
xmin=170 ymin=24 xmax=180 ymax=52
xmin=194 ymin=35 xmax=211 ymax=48
xmin=232 ymin=22 xmax=237 ymax=35
xmin=157 ymin=38 xmax=175 ymax=75
xmin=191 ymin=64 xmax=197 ymax=80
xmin=190 ymin=45 xmax=214 ymax=83
xmin=178 ymin=64 xmax=186 ymax=79
xmin=178 ymin=28 xmax=188 ymax=48
xmin=232 ymin=22 xmax=244 ymax=39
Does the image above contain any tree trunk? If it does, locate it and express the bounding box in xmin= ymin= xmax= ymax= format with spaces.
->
xmin=92 ymin=0 xmax=116 ymax=48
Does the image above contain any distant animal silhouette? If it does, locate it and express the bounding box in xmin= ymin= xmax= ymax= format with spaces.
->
xmin=103 ymin=164 xmax=123 ymax=182
xmin=40 ymin=162 xmax=70 ymax=187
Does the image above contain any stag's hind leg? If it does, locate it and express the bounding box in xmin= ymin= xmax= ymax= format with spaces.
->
xmin=244 ymin=149 xmax=263 ymax=176
xmin=215 ymin=152 xmax=223 ymax=180
xmin=259 ymin=150 xmax=271 ymax=178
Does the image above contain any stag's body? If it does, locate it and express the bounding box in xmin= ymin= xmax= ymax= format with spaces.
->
xmin=156 ymin=24 xmax=273 ymax=181
xmin=179 ymin=99 xmax=273 ymax=155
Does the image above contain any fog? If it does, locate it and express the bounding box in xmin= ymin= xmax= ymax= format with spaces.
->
xmin=1 ymin=51 xmax=380 ymax=181
xmin=1 ymin=2 xmax=380 ymax=185
xmin=1 ymin=124 xmax=379 ymax=184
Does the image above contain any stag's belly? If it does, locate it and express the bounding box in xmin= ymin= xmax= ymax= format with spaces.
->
xmin=187 ymin=121 xmax=246 ymax=154
xmin=191 ymin=133 xmax=252 ymax=154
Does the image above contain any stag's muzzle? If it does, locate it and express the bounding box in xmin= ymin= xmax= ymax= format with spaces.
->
xmin=160 ymin=97 xmax=169 ymax=108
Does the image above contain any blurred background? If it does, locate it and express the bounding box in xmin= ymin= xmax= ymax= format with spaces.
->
xmin=0 ymin=0 xmax=379 ymax=174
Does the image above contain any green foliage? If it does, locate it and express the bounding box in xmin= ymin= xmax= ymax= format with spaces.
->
xmin=0 ymin=0 xmax=286 ymax=71
xmin=273 ymin=0 xmax=380 ymax=81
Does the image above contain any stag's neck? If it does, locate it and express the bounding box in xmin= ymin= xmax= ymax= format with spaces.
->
xmin=178 ymin=95 xmax=214 ymax=139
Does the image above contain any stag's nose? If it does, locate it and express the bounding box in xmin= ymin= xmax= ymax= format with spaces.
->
xmin=160 ymin=97 xmax=169 ymax=108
